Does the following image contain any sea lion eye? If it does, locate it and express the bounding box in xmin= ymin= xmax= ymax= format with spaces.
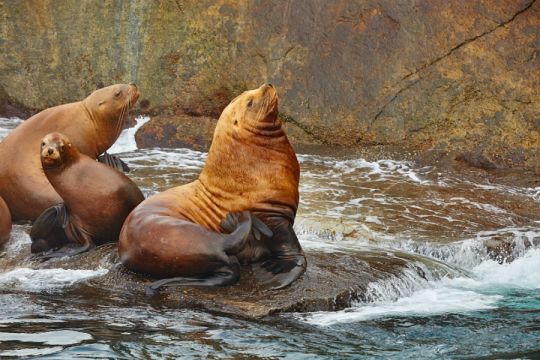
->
xmin=41 ymin=142 xmax=45 ymax=147
xmin=115 ymin=91 xmax=122 ymax=97
xmin=60 ymin=145 xmax=65 ymax=152
xmin=247 ymin=99 xmax=253 ymax=108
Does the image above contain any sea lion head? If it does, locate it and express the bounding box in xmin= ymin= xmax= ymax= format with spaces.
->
xmin=40 ymin=132 xmax=77 ymax=169
xmin=83 ymin=83 xmax=140 ymax=140
xmin=221 ymin=83 xmax=281 ymax=136
xmin=84 ymin=83 xmax=140 ymax=119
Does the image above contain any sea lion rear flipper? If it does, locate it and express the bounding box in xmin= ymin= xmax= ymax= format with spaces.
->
xmin=34 ymin=241 xmax=93 ymax=260
xmin=98 ymin=152 xmax=130 ymax=173
xmin=144 ymin=261 xmax=241 ymax=296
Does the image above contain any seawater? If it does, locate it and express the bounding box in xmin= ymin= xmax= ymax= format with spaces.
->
xmin=0 ymin=116 xmax=539 ymax=359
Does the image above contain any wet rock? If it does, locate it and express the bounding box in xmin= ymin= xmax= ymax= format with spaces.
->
xmin=1 ymin=1 xmax=538 ymax=169
xmin=135 ymin=115 xmax=217 ymax=151
xmin=2 ymin=244 xmax=457 ymax=319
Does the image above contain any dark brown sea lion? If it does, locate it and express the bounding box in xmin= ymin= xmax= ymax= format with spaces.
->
xmin=0 ymin=196 xmax=11 ymax=246
xmin=0 ymin=84 xmax=139 ymax=221
xmin=119 ymin=84 xmax=306 ymax=293
xmin=30 ymin=132 xmax=144 ymax=257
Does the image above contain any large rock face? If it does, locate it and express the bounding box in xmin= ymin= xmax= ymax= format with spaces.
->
xmin=1 ymin=0 xmax=539 ymax=168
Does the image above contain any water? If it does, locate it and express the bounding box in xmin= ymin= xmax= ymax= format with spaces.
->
xmin=0 ymin=116 xmax=539 ymax=359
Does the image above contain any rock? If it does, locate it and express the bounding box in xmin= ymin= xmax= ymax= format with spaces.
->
xmin=0 ymin=241 xmax=458 ymax=318
xmin=135 ymin=115 xmax=217 ymax=151
xmin=0 ymin=0 xmax=538 ymax=168
xmin=134 ymin=114 xmax=324 ymax=151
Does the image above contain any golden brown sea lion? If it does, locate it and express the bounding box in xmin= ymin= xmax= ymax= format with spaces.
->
xmin=0 ymin=196 xmax=11 ymax=247
xmin=30 ymin=132 xmax=144 ymax=258
xmin=119 ymin=84 xmax=306 ymax=293
xmin=0 ymin=84 xmax=139 ymax=221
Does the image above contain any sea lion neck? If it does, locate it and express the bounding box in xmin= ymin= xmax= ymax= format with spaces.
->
xmin=241 ymin=121 xmax=286 ymax=138
xmin=80 ymin=101 xmax=122 ymax=155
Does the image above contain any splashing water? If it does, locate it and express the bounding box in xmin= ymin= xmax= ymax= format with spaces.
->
xmin=108 ymin=115 xmax=150 ymax=154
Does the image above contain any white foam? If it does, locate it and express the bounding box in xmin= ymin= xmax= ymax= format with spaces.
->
xmin=108 ymin=115 xmax=150 ymax=154
xmin=0 ymin=268 xmax=108 ymax=292
xmin=0 ymin=347 xmax=64 ymax=357
xmin=468 ymin=248 xmax=540 ymax=290
xmin=305 ymin=287 xmax=500 ymax=326
xmin=0 ymin=116 xmax=23 ymax=141
xmin=301 ymin=247 xmax=540 ymax=326
xmin=0 ymin=330 xmax=92 ymax=345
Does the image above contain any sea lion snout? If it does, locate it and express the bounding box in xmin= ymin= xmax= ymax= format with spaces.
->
xmin=47 ymin=148 xmax=54 ymax=155
xmin=128 ymin=83 xmax=140 ymax=103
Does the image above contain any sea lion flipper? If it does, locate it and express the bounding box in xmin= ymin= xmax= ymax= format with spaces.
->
xmin=30 ymin=204 xmax=68 ymax=238
xmin=220 ymin=211 xmax=252 ymax=254
xmin=220 ymin=212 xmax=272 ymax=242
xmin=252 ymin=254 xmax=307 ymax=290
xmin=30 ymin=204 xmax=70 ymax=254
xmin=34 ymin=220 xmax=95 ymax=260
xmin=144 ymin=262 xmax=241 ymax=296
xmin=97 ymin=152 xmax=130 ymax=173
xmin=33 ymin=241 xmax=93 ymax=260
xmin=251 ymin=215 xmax=273 ymax=240
xmin=252 ymin=217 xmax=306 ymax=289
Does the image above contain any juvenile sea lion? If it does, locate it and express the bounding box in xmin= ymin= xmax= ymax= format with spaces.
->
xmin=0 ymin=84 xmax=139 ymax=221
xmin=0 ymin=196 xmax=11 ymax=246
xmin=30 ymin=132 xmax=144 ymax=257
xmin=119 ymin=84 xmax=306 ymax=292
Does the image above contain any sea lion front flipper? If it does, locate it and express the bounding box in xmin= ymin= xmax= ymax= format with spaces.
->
xmin=220 ymin=212 xmax=273 ymax=243
xmin=251 ymin=215 xmax=273 ymax=241
xmin=98 ymin=152 xmax=130 ymax=173
xmin=252 ymin=254 xmax=307 ymax=290
xmin=144 ymin=261 xmax=241 ymax=296
xmin=34 ymin=221 xmax=95 ymax=260
xmin=30 ymin=204 xmax=70 ymax=254
xmin=252 ymin=217 xmax=306 ymax=289
xmin=219 ymin=211 xmax=252 ymax=255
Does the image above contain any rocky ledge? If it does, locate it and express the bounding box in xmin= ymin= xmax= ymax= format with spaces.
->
xmin=3 ymin=244 xmax=457 ymax=319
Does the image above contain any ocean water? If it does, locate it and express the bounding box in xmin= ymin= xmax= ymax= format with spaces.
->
xmin=0 ymin=116 xmax=538 ymax=359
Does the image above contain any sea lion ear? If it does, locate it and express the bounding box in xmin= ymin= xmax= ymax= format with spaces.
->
xmin=98 ymin=101 xmax=105 ymax=106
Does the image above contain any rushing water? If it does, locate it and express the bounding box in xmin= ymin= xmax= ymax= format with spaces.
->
xmin=0 ymin=116 xmax=539 ymax=359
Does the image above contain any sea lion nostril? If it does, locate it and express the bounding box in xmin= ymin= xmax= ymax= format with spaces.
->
xmin=48 ymin=148 xmax=54 ymax=155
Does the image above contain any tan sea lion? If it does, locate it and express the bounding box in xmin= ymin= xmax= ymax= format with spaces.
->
xmin=0 ymin=196 xmax=11 ymax=246
xmin=0 ymin=84 xmax=139 ymax=221
xmin=119 ymin=84 xmax=306 ymax=293
xmin=30 ymin=132 xmax=144 ymax=258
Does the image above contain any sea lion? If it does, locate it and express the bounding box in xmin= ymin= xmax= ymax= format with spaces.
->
xmin=30 ymin=132 xmax=144 ymax=257
xmin=119 ymin=84 xmax=306 ymax=293
xmin=0 ymin=84 xmax=139 ymax=221
xmin=0 ymin=196 xmax=11 ymax=246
